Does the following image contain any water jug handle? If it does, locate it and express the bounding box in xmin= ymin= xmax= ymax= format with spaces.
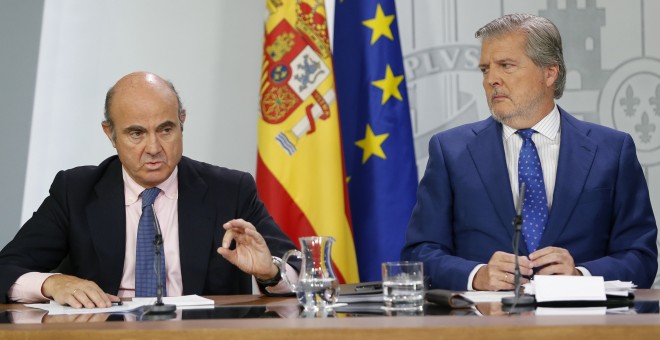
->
xmin=280 ymin=249 xmax=302 ymax=292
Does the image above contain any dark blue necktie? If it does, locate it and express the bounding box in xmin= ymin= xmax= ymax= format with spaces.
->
xmin=135 ymin=187 xmax=166 ymax=297
xmin=517 ymin=129 xmax=548 ymax=253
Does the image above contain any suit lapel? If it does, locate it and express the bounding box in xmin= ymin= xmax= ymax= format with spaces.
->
xmin=177 ymin=157 xmax=214 ymax=295
xmin=540 ymin=109 xmax=597 ymax=248
xmin=467 ymin=119 xmax=517 ymax=244
xmin=86 ymin=157 xmax=126 ymax=291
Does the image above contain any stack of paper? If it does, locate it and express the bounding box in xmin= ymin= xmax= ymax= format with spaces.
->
xmin=336 ymin=294 xmax=383 ymax=303
xmin=337 ymin=282 xmax=384 ymax=303
xmin=462 ymin=291 xmax=515 ymax=303
xmin=603 ymin=280 xmax=636 ymax=297
xmin=523 ymin=275 xmax=635 ymax=302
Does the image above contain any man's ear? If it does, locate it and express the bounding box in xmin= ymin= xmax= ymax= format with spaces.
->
xmin=180 ymin=109 xmax=187 ymax=126
xmin=102 ymin=122 xmax=116 ymax=148
xmin=545 ymin=64 xmax=559 ymax=88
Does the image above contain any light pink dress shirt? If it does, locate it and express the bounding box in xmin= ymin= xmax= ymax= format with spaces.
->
xmin=119 ymin=166 xmax=182 ymax=297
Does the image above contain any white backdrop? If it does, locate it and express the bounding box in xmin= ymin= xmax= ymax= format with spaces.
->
xmin=20 ymin=0 xmax=660 ymax=286
xmin=22 ymin=0 xmax=265 ymax=223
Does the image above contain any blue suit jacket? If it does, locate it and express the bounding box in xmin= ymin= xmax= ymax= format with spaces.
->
xmin=402 ymin=107 xmax=658 ymax=290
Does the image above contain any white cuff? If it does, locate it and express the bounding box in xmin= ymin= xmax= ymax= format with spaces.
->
xmin=467 ymin=264 xmax=486 ymax=291
xmin=575 ymin=266 xmax=591 ymax=276
xmin=264 ymin=263 xmax=298 ymax=294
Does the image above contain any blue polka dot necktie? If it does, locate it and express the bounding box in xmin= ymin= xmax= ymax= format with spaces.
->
xmin=517 ymin=129 xmax=548 ymax=253
xmin=135 ymin=187 xmax=166 ymax=297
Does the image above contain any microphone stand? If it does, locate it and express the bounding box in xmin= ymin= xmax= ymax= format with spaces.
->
xmin=143 ymin=204 xmax=176 ymax=318
xmin=502 ymin=183 xmax=535 ymax=312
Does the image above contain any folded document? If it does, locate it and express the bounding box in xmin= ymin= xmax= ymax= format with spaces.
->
xmin=523 ymin=275 xmax=635 ymax=303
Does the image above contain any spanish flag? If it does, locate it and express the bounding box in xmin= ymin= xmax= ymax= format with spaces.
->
xmin=256 ymin=0 xmax=359 ymax=283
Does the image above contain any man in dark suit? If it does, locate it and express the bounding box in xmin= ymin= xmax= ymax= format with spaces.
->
xmin=402 ymin=14 xmax=657 ymax=291
xmin=0 ymin=72 xmax=298 ymax=307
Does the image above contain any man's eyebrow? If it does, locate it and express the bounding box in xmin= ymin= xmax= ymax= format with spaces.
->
xmin=494 ymin=57 xmax=516 ymax=64
xmin=157 ymin=121 xmax=177 ymax=130
xmin=124 ymin=125 xmax=147 ymax=133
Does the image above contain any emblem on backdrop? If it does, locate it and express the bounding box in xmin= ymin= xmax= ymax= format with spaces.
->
xmin=398 ymin=0 xmax=660 ymax=169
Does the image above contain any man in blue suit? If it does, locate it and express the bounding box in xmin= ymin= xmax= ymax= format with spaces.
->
xmin=402 ymin=14 xmax=657 ymax=291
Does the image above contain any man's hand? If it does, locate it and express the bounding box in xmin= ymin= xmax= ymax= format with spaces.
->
xmin=216 ymin=219 xmax=278 ymax=281
xmin=529 ymin=246 xmax=582 ymax=276
xmin=472 ymin=251 xmax=533 ymax=291
xmin=42 ymin=275 xmax=120 ymax=308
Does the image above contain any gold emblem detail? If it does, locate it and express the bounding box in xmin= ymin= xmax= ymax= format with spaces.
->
xmin=267 ymin=32 xmax=295 ymax=62
xmin=295 ymin=0 xmax=330 ymax=58
xmin=261 ymin=86 xmax=300 ymax=124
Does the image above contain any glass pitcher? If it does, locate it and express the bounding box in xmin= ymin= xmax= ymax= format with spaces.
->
xmin=280 ymin=236 xmax=339 ymax=310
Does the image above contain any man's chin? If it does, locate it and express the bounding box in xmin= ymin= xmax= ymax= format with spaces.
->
xmin=490 ymin=110 xmax=512 ymax=123
xmin=140 ymin=170 xmax=172 ymax=187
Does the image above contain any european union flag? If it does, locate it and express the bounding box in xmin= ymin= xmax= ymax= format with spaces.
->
xmin=334 ymin=0 xmax=418 ymax=282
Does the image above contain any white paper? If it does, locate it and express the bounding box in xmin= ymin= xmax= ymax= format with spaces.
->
xmin=605 ymin=307 xmax=634 ymax=315
xmin=533 ymin=275 xmax=606 ymax=302
xmin=25 ymin=301 xmax=143 ymax=315
xmin=25 ymin=295 xmax=214 ymax=315
xmin=462 ymin=291 xmax=515 ymax=303
xmin=131 ymin=295 xmax=215 ymax=310
xmin=603 ymin=280 xmax=636 ymax=297
xmin=535 ymin=306 xmax=607 ymax=315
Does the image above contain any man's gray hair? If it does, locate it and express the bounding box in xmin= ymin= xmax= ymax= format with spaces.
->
xmin=475 ymin=13 xmax=566 ymax=99
xmin=102 ymin=79 xmax=186 ymax=140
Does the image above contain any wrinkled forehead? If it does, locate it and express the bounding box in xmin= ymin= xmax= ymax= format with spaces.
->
xmin=480 ymin=31 xmax=528 ymax=55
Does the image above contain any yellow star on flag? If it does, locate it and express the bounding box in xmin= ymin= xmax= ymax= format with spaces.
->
xmin=355 ymin=124 xmax=389 ymax=164
xmin=362 ymin=4 xmax=394 ymax=45
xmin=371 ymin=64 xmax=404 ymax=105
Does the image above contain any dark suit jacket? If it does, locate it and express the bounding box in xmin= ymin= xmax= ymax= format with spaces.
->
xmin=402 ymin=107 xmax=658 ymax=290
xmin=0 ymin=156 xmax=298 ymax=303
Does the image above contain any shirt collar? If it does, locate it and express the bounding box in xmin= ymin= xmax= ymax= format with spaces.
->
xmin=502 ymin=104 xmax=560 ymax=141
xmin=123 ymin=166 xmax=179 ymax=205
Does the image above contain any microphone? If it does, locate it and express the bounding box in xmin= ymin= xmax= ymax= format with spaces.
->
xmin=143 ymin=204 xmax=176 ymax=316
xmin=502 ymin=183 xmax=535 ymax=310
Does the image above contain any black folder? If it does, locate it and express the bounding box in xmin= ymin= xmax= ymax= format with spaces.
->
xmin=425 ymin=289 xmax=475 ymax=308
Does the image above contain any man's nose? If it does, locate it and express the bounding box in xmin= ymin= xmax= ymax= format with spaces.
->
xmin=485 ymin=68 xmax=502 ymax=87
xmin=145 ymin=133 xmax=161 ymax=154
